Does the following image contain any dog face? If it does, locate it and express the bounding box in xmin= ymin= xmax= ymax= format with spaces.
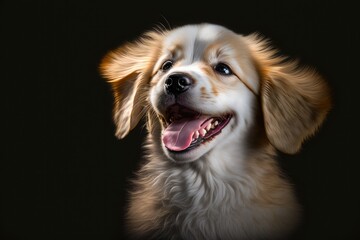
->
xmin=149 ymin=25 xmax=259 ymax=162
xmin=100 ymin=23 xmax=331 ymax=163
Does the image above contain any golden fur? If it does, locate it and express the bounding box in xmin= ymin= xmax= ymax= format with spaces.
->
xmin=100 ymin=23 xmax=331 ymax=240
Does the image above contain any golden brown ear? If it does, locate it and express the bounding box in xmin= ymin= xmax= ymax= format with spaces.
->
xmin=100 ymin=31 xmax=163 ymax=139
xmin=244 ymin=34 xmax=332 ymax=154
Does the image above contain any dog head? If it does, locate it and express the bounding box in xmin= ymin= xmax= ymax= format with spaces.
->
xmin=100 ymin=23 xmax=331 ymax=163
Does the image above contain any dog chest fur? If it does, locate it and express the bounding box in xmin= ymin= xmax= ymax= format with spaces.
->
xmin=126 ymin=134 xmax=300 ymax=240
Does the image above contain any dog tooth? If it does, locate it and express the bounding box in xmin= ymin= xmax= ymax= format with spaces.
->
xmin=214 ymin=121 xmax=219 ymax=126
xmin=200 ymin=129 xmax=206 ymax=136
xmin=206 ymin=124 xmax=211 ymax=131
xmin=194 ymin=131 xmax=199 ymax=139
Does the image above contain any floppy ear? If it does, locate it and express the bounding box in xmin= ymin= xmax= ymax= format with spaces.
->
xmin=244 ymin=34 xmax=332 ymax=154
xmin=100 ymin=31 xmax=163 ymax=139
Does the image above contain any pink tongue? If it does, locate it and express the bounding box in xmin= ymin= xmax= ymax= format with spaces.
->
xmin=162 ymin=115 xmax=209 ymax=151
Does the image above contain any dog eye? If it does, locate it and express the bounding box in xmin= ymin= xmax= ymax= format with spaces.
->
xmin=214 ymin=63 xmax=232 ymax=76
xmin=161 ymin=60 xmax=173 ymax=71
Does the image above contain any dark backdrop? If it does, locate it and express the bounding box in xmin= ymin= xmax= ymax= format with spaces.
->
xmin=2 ymin=0 xmax=359 ymax=239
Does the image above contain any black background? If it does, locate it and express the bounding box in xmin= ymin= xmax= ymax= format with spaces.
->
xmin=2 ymin=0 xmax=359 ymax=239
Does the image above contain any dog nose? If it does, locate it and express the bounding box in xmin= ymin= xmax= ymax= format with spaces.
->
xmin=165 ymin=74 xmax=192 ymax=95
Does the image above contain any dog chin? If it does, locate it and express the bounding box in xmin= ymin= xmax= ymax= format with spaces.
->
xmin=162 ymin=141 xmax=213 ymax=163
xmin=161 ymin=116 xmax=234 ymax=163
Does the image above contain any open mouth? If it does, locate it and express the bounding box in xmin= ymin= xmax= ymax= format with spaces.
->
xmin=162 ymin=104 xmax=232 ymax=153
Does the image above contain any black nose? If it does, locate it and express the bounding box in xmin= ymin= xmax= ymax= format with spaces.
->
xmin=164 ymin=73 xmax=192 ymax=95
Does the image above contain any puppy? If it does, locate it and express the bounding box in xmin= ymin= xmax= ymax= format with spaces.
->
xmin=100 ymin=23 xmax=331 ymax=240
